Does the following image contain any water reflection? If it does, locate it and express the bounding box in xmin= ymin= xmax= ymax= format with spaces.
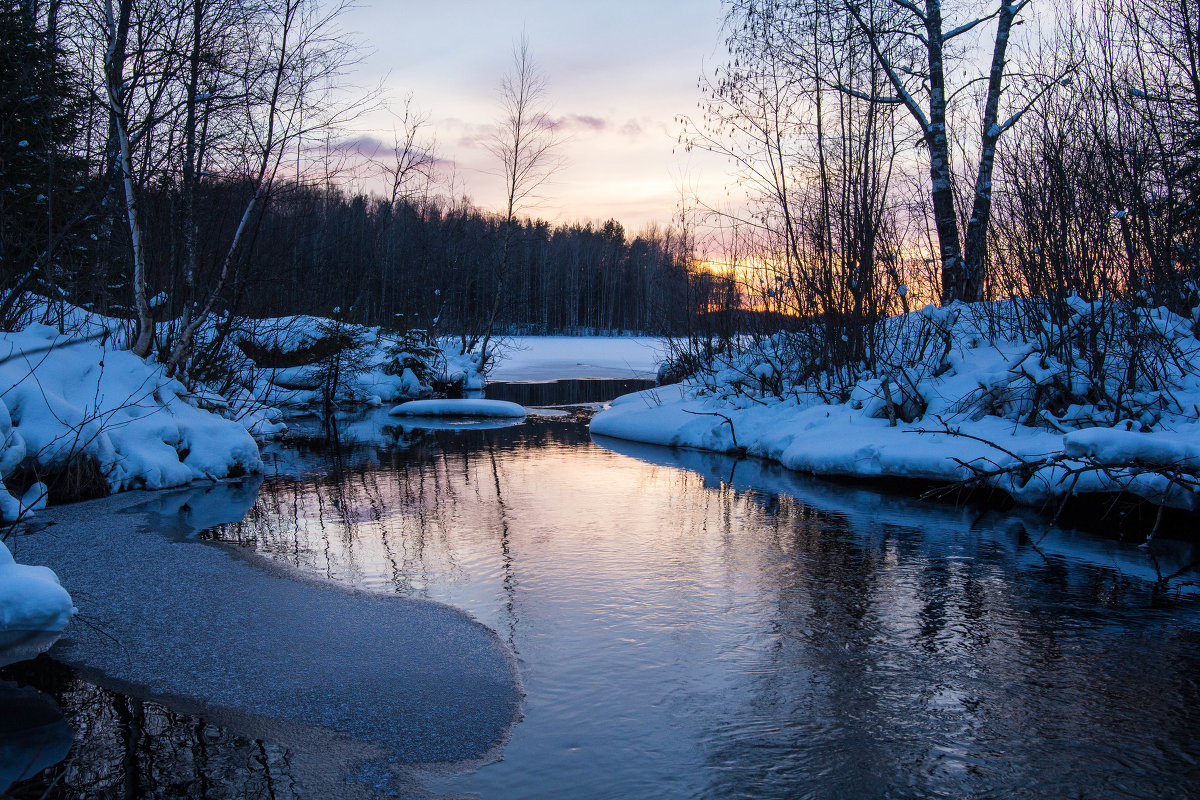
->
xmin=199 ymin=411 xmax=1200 ymax=798
xmin=485 ymin=378 xmax=656 ymax=406
xmin=125 ymin=476 xmax=265 ymax=539
xmin=0 ymin=678 xmax=72 ymax=794
xmin=0 ymin=659 xmax=303 ymax=799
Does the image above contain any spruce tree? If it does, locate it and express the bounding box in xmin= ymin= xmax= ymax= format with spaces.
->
xmin=0 ymin=0 xmax=92 ymax=327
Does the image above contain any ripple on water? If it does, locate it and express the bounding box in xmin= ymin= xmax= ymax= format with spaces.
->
xmin=17 ymin=408 xmax=1200 ymax=799
xmin=191 ymin=412 xmax=1200 ymax=799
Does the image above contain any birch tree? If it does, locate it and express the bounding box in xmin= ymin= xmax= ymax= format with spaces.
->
xmin=99 ymin=0 xmax=362 ymax=373
xmin=845 ymin=0 xmax=1065 ymax=303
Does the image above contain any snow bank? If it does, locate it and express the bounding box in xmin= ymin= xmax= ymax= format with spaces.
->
xmin=389 ymin=399 xmax=527 ymax=418
xmin=593 ymin=301 xmax=1200 ymax=514
xmin=0 ymin=540 xmax=74 ymax=667
xmin=0 ymin=325 xmax=262 ymax=516
xmin=231 ymin=317 xmax=487 ymax=410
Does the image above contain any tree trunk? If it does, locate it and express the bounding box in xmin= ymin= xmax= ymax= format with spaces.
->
xmin=104 ymin=0 xmax=154 ymax=358
xmin=962 ymin=0 xmax=1022 ymax=302
xmin=924 ymin=0 xmax=970 ymax=304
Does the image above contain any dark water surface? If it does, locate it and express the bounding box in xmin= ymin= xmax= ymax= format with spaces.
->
xmin=1 ymin=658 xmax=306 ymax=800
xmin=483 ymin=378 xmax=656 ymax=406
xmin=7 ymin=396 xmax=1200 ymax=798
xmin=232 ymin=410 xmax=1200 ymax=798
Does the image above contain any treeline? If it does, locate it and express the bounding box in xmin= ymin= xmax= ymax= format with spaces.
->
xmin=672 ymin=0 xmax=1199 ymax=382
xmin=0 ymin=0 xmax=700 ymax=386
xmin=236 ymin=188 xmax=691 ymax=336
xmin=58 ymin=175 xmax=693 ymax=337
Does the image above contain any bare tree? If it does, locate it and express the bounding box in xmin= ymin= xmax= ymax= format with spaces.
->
xmin=681 ymin=0 xmax=906 ymax=389
xmin=471 ymin=33 xmax=564 ymax=365
xmin=102 ymin=0 xmax=154 ymax=356
xmin=99 ymin=0 xmax=364 ymax=372
xmin=372 ymin=95 xmax=439 ymax=206
xmin=844 ymin=0 xmax=1068 ymax=303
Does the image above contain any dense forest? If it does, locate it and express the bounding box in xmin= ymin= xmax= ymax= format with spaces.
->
xmin=0 ymin=0 xmax=711 ymax=382
xmin=1 ymin=0 xmax=1197 ymax=390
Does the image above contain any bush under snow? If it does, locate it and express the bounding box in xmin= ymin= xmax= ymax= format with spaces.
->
xmin=595 ymin=300 xmax=1200 ymax=516
xmin=0 ymin=325 xmax=263 ymax=518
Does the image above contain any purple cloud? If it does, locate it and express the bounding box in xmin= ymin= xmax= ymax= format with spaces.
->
xmin=546 ymin=114 xmax=609 ymax=133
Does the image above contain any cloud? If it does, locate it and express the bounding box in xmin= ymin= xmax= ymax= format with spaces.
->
xmin=564 ymin=114 xmax=608 ymax=131
xmin=453 ymin=113 xmax=608 ymax=145
xmin=543 ymin=114 xmax=609 ymax=133
xmin=306 ymin=135 xmax=453 ymax=173
xmin=323 ymin=135 xmax=389 ymax=158
xmin=619 ymin=118 xmax=646 ymax=138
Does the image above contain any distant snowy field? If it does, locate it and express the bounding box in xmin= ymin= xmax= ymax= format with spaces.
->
xmin=488 ymin=336 xmax=666 ymax=382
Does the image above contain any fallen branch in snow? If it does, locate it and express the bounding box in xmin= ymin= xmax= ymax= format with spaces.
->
xmin=914 ymin=424 xmax=1200 ymax=537
xmin=683 ymin=409 xmax=743 ymax=452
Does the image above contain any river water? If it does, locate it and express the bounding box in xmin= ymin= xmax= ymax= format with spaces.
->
xmin=6 ymin=381 xmax=1200 ymax=798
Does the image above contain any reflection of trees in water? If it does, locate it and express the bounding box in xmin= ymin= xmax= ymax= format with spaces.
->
xmin=190 ymin=416 xmax=1200 ymax=797
xmin=2 ymin=659 xmax=301 ymax=800
xmin=208 ymin=418 xmax=593 ymax=644
xmin=691 ymin=487 xmax=1200 ymax=799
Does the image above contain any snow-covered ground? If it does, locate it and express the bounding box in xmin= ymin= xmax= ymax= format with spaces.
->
xmin=593 ymin=301 xmax=1200 ymax=515
xmin=487 ymin=336 xmax=665 ymax=381
xmin=0 ymin=325 xmax=264 ymax=516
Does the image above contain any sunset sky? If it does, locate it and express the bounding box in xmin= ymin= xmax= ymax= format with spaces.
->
xmin=339 ymin=0 xmax=729 ymax=232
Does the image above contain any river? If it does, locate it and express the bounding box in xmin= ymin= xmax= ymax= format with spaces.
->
xmin=4 ymin=379 xmax=1200 ymax=798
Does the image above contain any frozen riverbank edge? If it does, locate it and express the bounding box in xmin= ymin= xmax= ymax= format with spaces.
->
xmin=7 ymin=485 xmax=524 ymax=797
xmin=592 ymin=385 xmax=1200 ymax=522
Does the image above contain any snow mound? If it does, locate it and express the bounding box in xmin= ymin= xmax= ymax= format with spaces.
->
xmin=0 ymin=541 xmax=74 ymax=667
xmin=0 ymin=325 xmax=262 ymax=516
xmin=232 ymin=317 xmax=487 ymax=409
xmin=389 ymin=399 xmax=527 ymax=418
xmin=593 ymin=300 xmax=1200 ymax=513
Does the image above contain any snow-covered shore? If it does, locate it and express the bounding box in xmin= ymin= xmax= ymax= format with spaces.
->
xmin=593 ymin=301 xmax=1200 ymax=515
xmin=0 ymin=538 xmax=73 ymax=667
xmin=0 ymin=324 xmax=264 ymax=516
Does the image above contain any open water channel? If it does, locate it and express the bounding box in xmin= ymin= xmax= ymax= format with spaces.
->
xmin=4 ymin=379 xmax=1200 ymax=798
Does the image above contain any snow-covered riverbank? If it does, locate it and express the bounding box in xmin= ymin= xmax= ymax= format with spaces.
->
xmin=593 ymin=301 xmax=1200 ymax=516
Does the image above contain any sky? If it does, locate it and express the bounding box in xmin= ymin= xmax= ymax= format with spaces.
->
xmin=337 ymin=0 xmax=729 ymax=232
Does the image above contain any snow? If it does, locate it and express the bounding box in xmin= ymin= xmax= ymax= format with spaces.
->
xmin=487 ymin=336 xmax=665 ymax=381
xmin=389 ymin=399 xmax=527 ymax=418
xmin=231 ymin=317 xmax=485 ymax=410
xmin=0 ymin=325 xmax=262 ymax=515
xmin=386 ymin=416 xmax=526 ymax=432
xmin=525 ymin=407 xmax=571 ymax=418
xmin=0 ymin=540 xmax=74 ymax=667
xmin=592 ymin=301 xmax=1200 ymax=514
